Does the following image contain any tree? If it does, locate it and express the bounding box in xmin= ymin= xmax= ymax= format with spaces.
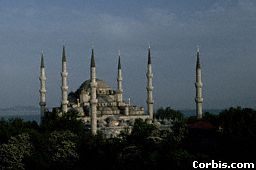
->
xmin=217 ymin=107 xmax=256 ymax=161
xmin=41 ymin=109 xmax=85 ymax=135
xmin=129 ymin=119 xmax=156 ymax=144
xmin=156 ymin=107 xmax=184 ymax=121
xmin=0 ymin=133 xmax=33 ymax=170
xmin=219 ymin=107 xmax=256 ymax=138
xmin=47 ymin=130 xmax=79 ymax=169
xmin=0 ymin=118 xmax=39 ymax=144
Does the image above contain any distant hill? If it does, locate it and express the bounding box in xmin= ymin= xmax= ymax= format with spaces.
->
xmin=0 ymin=106 xmax=40 ymax=122
xmin=0 ymin=106 xmax=39 ymax=116
xmin=179 ymin=109 xmax=223 ymax=117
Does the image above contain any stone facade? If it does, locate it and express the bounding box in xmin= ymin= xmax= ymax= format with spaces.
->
xmin=68 ymin=76 xmax=147 ymax=136
xmin=69 ymin=79 xmax=145 ymax=116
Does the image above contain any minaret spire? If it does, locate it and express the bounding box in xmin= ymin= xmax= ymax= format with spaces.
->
xmin=61 ymin=46 xmax=69 ymax=113
xmin=62 ymin=46 xmax=66 ymax=62
xmin=195 ymin=47 xmax=203 ymax=119
xmin=118 ymin=51 xmax=121 ymax=69
xmin=40 ymin=51 xmax=45 ymax=68
xmin=39 ymin=51 xmax=46 ymax=122
xmin=117 ymin=51 xmax=123 ymax=105
xmin=91 ymin=49 xmax=95 ymax=68
xmin=196 ymin=46 xmax=201 ymax=69
xmin=90 ymin=48 xmax=98 ymax=135
xmin=148 ymin=45 xmax=152 ymax=65
xmin=146 ymin=46 xmax=154 ymax=122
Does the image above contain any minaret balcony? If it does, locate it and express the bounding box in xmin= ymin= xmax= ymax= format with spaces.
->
xmin=61 ymin=86 xmax=68 ymax=91
xmin=195 ymin=98 xmax=203 ymax=103
xmin=146 ymin=73 xmax=153 ymax=78
xmin=147 ymin=86 xmax=154 ymax=91
xmin=39 ymin=76 xmax=46 ymax=81
xmin=39 ymin=89 xmax=46 ymax=93
xmin=146 ymin=100 xmax=154 ymax=104
xmin=61 ymin=72 xmax=68 ymax=77
xmin=195 ymin=82 xmax=203 ymax=88
xmin=39 ymin=101 xmax=46 ymax=106
xmin=62 ymin=101 xmax=69 ymax=105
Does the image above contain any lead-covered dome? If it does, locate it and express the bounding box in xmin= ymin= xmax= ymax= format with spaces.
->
xmin=78 ymin=79 xmax=111 ymax=92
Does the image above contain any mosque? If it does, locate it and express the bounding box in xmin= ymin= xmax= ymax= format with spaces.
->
xmin=39 ymin=46 xmax=203 ymax=136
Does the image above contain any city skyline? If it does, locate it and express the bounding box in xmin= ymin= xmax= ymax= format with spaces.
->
xmin=0 ymin=0 xmax=256 ymax=110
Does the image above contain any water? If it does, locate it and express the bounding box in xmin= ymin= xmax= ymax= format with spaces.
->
xmin=0 ymin=114 xmax=41 ymax=122
xmin=0 ymin=106 xmax=40 ymax=123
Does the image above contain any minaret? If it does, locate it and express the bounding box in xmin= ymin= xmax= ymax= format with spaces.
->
xmin=61 ymin=46 xmax=68 ymax=113
xmin=90 ymin=49 xmax=98 ymax=135
xmin=195 ymin=47 xmax=203 ymax=119
xmin=116 ymin=51 xmax=123 ymax=105
xmin=39 ymin=52 xmax=46 ymax=121
xmin=146 ymin=46 xmax=154 ymax=122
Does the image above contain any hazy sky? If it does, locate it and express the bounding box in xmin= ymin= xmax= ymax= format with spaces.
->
xmin=0 ymin=0 xmax=256 ymax=110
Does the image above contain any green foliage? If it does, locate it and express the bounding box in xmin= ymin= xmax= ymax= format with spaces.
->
xmin=219 ymin=107 xmax=256 ymax=138
xmin=1 ymin=106 xmax=256 ymax=169
xmin=154 ymin=107 xmax=187 ymax=146
xmin=156 ymin=107 xmax=184 ymax=121
xmin=170 ymin=120 xmax=187 ymax=145
xmin=0 ymin=118 xmax=39 ymax=144
xmin=216 ymin=107 xmax=256 ymax=162
xmin=47 ymin=131 xmax=79 ymax=169
xmin=41 ymin=109 xmax=85 ymax=135
xmin=129 ymin=119 xmax=156 ymax=144
xmin=24 ymin=130 xmax=49 ymax=170
xmin=203 ymin=112 xmax=219 ymax=126
xmin=0 ymin=133 xmax=33 ymax=170
xmin=117 ymin=145 xmax=143 ymax=169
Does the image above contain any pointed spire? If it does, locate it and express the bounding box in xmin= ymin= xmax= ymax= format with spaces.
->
xmin=91 ymin=48 xmax=95 ymax=68
xmin=148 ymin=46 xmax=151 ymax=65
xmin=196 ymin=47 xmax=201 ymax=69
xmin=62 ymin=46 xmax=66 ymax=62
xmin=41 ymin=51 xmax=45 ymax=68
xmin=118 ymin=52 xmax=121 ymax=69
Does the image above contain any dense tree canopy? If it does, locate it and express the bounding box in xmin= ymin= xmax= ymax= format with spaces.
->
xmin=156 ymin=107 xmax=184 ymax=121
xmin=0 ymin=133 xmax=33 ymax=170
xmin=0 ymin=106 xmax=255 ymax=169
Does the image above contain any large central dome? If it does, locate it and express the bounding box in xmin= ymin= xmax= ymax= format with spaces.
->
xmin=68 ymin=79 xmax=114 ymax=105
xmin=78 ymin=79 xmax=111 ymax=92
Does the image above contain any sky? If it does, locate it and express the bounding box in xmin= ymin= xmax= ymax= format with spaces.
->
xmin=0 ymin=0 xmax=256 ymax=110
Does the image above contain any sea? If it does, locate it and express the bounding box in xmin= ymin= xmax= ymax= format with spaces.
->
xmin=0 ymin=106 xmax=41 ymax=123
xmin=0 ymin=106 xmax=223 ymax=124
